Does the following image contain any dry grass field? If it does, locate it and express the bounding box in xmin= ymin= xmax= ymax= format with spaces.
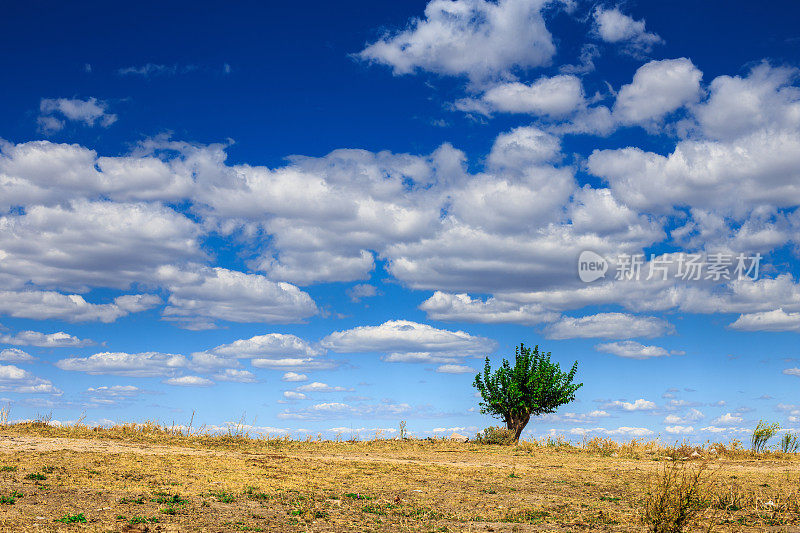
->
xmin=1 ymin=423 xmax=800 ymax=531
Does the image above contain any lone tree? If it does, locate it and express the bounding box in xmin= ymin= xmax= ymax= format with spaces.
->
xmin=473 ymin=343 xmax=582 ymax=443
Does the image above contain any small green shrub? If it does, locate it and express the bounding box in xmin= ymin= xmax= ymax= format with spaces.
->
xmin=57 ymin=513 xmax=87 ymax=523
xmin=475 ymin=426 xmax=515 ymax=445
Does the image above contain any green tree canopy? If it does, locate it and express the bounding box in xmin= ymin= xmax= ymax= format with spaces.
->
xmin=473 ymin=343 xmax=582 ymax=442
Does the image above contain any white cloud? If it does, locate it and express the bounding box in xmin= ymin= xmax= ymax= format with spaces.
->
xmin=347 ymin=284 xmax=378 ymax=302
xmin=665 ymin=425 xmax=694 ymax=435
xmin=730 ymin=309 xmax=800 ymax=333
xmin=456 ymin=75 xmax=585 ymax=117
xmin=613 ymin=58 xmax=702 ymax=125
xmin=691 ymin=63 xmax=800 ymax=141
xmin=0 ymin=140 xmax=195 ymax=207
xmin=357 ymin=0 xmax=557 ymax=80
xmin=159 ymin=267 xmax=318 ymax=329
xmin=202 ymin=333 xmax=321 ymax=359
xmin=0 ymin=330 xmax=93 ymax=348
xmin=544 ymin=313 xmax=674 ymax=340
xmin=38 ymin=97 xmax=117 ymax=133
xmin=281 ymin=372 xmax=308 ymax=382
xmin=164 ymin=375 xmax=213 ymax=387
xmin=0 ymin=349 xmax=35 ymax=363
xmin=212 ymin=369 xmax=257 ymax=383
xmin=594 ymin=340 xmax=670 ymax=359
xmin=197 ymin=332 xmax=328 ymax=371
xmin=0 ymin=364 xmax=60 ymax=394
xmin=435 ymin=364 xmax=475 ymax=374
xmin=0 ymin=291 xmax=160 ymax=323
xmin=118 ymin=63 xmax=196 ymax=76
xmin=663 ymin=409 xmax=704 ymax=424
xmin=283 ymin=391 xmax=307 ymax=400
xmin=0 ymin=200 xmax=203 ymax=291
xmin=419 ymin=291 xmax=558 ymax=325
xmin=605 ymin=398 xmax=657 ymax=411
xmin=56 ymin=352 xmax=189 ymax=377
xmin=321 ymin=320 xmax=495 ymax=364
xmin=713 ymin=413 xmax=743 ymax=425
xmin=570 ymin=426 xmax=654 ymax=437
xmin=486 ymin=126 xmax=563 ymax=168
xmin=296 ymin=382 xmax=350 ymax=392
xmin=278 ymin=400 xmax=417 ymax=420
xmin=593 ymin=7 xmax=662 ymax=54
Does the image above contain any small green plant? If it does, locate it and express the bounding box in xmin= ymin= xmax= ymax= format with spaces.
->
xmin=24 ymin=473 xmax=47 ymax=481
xmin=475 ymin=426 xmax=515 ymax=445
xmin=501 ymin=509 xmax=549 ymax=523
xmin=129 ymin=516 xmax=159 ymax=524
xmin=210 ymin=490 xmax=235 ymax=503
xmin=57 ymin=513 xmax=87 ymax=523
xmin=245 ymin=486 xmax=270 ymax=500
xmin=779 ymin=432 xmax=798 ymax=453
xmin=151 ymin=493 xmax=187 ymax=505
xmin=361 ymin=503 xmax=390 ymax=515
xmin=344 ymin=492 xmax=373 ymax=500
xmin=120 ymin=495 xmax=145 ymax=504
xmin=751 ymin=420 xmax=780 ymax=453
xmin=1 ymin=466 xmax=17 ymax=472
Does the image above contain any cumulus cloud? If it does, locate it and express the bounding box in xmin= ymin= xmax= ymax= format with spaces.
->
xmin=605 ymin=398 xmax=657 ymax=411
xmin=198 ymin=332 xmax=329 ymax=371
xmin=164 ymin=375 xmax=213 ymax=387
xmin=0 ymin=349 xmax=35 ymax=363
xmin=419 ymin=291 xmax=558 ymax=325
xmin=544 ymin=313 xmax=674 ymax=340
xmin=357 ymin=0 xmax=558 ymax=80
xmin=159 ymin=267 xmax=318 ymax=329
xmin=212 ymin=369 xmax=257 ymax=383
xmin=321 ymin=320 xmax=495 ymax=365
xmin=0 ymin=364 xmax=60 ymax=394
xmin=435 ymin=364 xmax=475 ymax=374
xmin=455 ymin=75 xmax=585 ymax=117
xmin=38 ymin=97 xmax=117 ymax=133
xmin=713 ymin=413 xmax=743 ymax=425
xmin=296 ymin=382 xmax=350 ymax=392
xmin=594 ymin=340 xmax=671 ymax=359
xmin=0 ymin=200 xmax=203 ymax=291
xmin=613 ymin=58 xmax=702 ymax=125
xmin=0 ymin=330 xmax=93 ymax=348
xmin=593 ymin=7 xmax=662 ymax=55
xmin=281 ymin=372 xmax=308 ymax=382
xmin=278 ymin=400 xmax=427 ymax=421
xmin=0 ymin=291 xmax=160 ymax=323
xmin=55 ymin=352 xmax=189 ymax=377
xmin=664 ymin=425 xmax=694 ymax=434
xmin=691 ymin=63 xmax=800 ymax=141
xmin=729 ymin=308 xmax=800 ymax=333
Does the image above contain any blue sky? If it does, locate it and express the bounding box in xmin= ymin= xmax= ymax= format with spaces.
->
xmin=1 ymin=0 xmax=800 ymax=441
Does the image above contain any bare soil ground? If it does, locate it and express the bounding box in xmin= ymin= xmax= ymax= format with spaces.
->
xmin=1 ymin=426 xmax=800 ymax=531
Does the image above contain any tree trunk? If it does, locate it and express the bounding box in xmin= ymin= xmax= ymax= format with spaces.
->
xmin=506 ymin=413 xmax=531 ymax=444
